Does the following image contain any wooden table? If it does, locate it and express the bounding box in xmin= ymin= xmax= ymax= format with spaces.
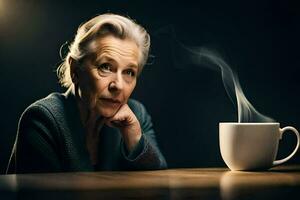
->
xmin=0 ymin=165 xmax=299 ymax=200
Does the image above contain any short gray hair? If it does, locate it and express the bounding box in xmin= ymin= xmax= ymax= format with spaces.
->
xmin=57 ymin=13 xmax=150 ymax=88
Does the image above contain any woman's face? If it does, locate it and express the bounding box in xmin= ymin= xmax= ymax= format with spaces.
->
xmin=75 ymin=35 xmax=140 ymax=118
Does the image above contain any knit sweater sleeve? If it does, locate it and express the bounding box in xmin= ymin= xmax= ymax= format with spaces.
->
xmin=14 ymin=104 xmax=62 ymax=173
xmin=120 ymin=100 xmax=168 ymax=170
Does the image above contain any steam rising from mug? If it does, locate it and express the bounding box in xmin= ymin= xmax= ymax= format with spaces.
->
xmin=171 ymin=42 xmax=274 ymax=123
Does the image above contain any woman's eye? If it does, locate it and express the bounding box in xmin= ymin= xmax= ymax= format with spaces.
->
xmin=124 ymin=69 xmax=136 ymax=77
xmin=98 ymin=63 xmax=112 ymax=72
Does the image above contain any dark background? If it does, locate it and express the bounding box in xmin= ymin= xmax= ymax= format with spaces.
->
xmin=0 ymin=0 xmax=299 ymax=173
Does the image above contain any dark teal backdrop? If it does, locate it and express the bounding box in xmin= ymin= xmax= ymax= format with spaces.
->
xmin=0 ymin=0 xmax=299 ymax=173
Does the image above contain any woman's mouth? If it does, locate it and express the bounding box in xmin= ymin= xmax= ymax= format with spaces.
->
xmin=100 ymin=98 xmax=121 ymax=106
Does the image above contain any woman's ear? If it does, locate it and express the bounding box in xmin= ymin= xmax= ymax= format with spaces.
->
xmin=69 ymin=57 xmax=79 ymax=84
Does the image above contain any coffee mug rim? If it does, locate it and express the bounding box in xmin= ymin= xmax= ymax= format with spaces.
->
xmin=219 ymin=122 xmax=279 ymax=125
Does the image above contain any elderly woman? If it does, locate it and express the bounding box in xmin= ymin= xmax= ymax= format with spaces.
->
xmin=7 ymin=13 xmax=167 ymax=173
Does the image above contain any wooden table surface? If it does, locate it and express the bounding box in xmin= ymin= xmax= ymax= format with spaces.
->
xmin=0 ymin=165 xmax=300 ymax=200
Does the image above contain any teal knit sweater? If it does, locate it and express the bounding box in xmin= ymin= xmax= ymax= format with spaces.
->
xmin=7 ymin=91 xmax=167 ymax=173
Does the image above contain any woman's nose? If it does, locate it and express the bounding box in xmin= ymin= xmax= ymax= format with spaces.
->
xmin=108 ymin=74 xmax=124 ymax=92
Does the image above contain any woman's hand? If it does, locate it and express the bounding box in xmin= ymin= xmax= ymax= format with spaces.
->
xmin=105 ymin=104 xmax=142 ymax=151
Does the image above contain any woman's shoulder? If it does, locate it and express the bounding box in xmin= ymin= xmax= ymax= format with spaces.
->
xmin=128 ymin=99 xmax=151 ymax=122
xmin=20 ymin=92 xmax=68 ymax=123
xmin=128 ymin=99 xmax=145 ymax=112
xmin=25 ymin=92 xmax=65 ymax=111
xmin=16 ymin=93 xmax=70 ymax=141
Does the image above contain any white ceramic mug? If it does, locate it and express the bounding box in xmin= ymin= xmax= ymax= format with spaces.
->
xmin=219 ymin=123 xmax=300 ymax=171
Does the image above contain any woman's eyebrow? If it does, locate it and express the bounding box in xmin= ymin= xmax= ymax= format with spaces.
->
xmin=95 ymin=55 xmax=116 ymax=64
xmin=126 ymin=64 xmax=138 ymax=69
xmin=95 ymin=54 xmax=138 ymax=69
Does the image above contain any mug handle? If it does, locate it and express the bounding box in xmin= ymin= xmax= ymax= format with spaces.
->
xmin=273 ymin=126 xmax=300 ymax=166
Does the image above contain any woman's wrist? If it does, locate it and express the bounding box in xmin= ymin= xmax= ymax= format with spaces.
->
xmin=122 ymin=123 xmax=142 ymax=151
